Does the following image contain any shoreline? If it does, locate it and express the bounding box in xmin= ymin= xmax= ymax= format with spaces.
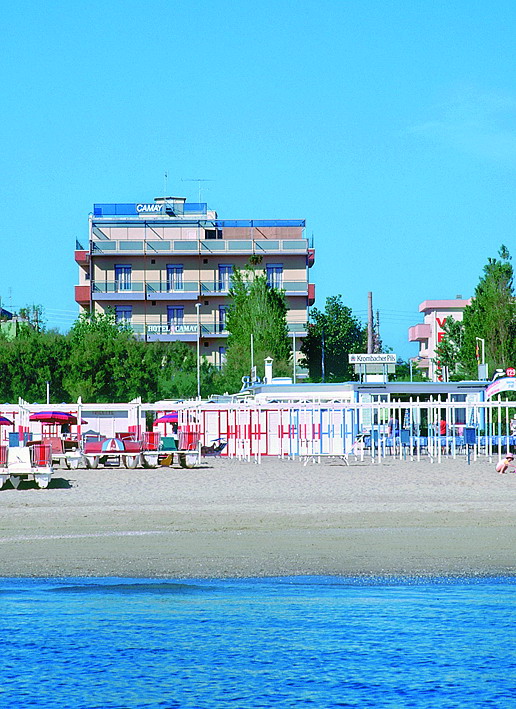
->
xmin=1 ymin=457 xmax=515 ymax=578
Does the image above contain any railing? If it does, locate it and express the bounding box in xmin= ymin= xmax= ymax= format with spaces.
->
xmin=91 ymin=281 xmax=308 ymax=296
xmin=92 ymin=281 xmax=145 ymax=293
xmin=122 ymin=321 xmax=308 ymax=337
xmin=201 ymin=281 xmax=231 ymax=294
xmin=90 ymin=239 xmax=309 ymax=255
xmin=146 ymin=281 xmax=199 ymax=294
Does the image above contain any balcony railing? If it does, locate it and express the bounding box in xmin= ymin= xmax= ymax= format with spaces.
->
xmin=90 ymin=280 xmax=309 ymax=298
xmin=146 ymin=281 xmax=199 ymax=294
xmin=92 ymin=281 xmax=145 ymax=293
xmin=90 ymin=238 xmax=309 ymax=255
xmin=117 ymin=320 xmax=308 ymax=338
xmin=92 ymin=281 xmax=144 ymax=293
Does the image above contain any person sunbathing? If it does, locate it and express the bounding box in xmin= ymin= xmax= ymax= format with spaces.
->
xmin=495 ymin=454 xmax=516 ymax=474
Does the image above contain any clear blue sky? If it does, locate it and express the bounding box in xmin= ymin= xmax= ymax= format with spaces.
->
xmin=1 ymin=0 xmax=515 ymax=358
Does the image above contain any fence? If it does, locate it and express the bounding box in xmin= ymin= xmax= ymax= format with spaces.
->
xmin=173 ymin=399 xmax=516 ymax=464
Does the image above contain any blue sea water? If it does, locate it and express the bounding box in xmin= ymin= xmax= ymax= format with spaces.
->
xmin=0 ymin=576 xmax=515 ymax=709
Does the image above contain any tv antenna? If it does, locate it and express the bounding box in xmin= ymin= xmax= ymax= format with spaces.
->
xmin=181 ymin=178 xmax=214 ymax=203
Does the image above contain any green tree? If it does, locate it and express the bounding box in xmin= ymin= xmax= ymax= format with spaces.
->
xmin=300 ymin=295 xmax=365 ymax=382
xmin=156 ymin=340 xmax=215 ymax=400
xmin=64 ymin=311 xmax=135 ymax=401
xmin=0 ymin=325 xmax=70 ymax=402
xmin=434 ymin=316 xmax=465 ymax=380
xmin=222 ymin=266 xmax=292 ymax=391
xmin=459 ymin=246 xmax=516 ymax=378
xmin=391 ymin=358 xmax=427 ymax=382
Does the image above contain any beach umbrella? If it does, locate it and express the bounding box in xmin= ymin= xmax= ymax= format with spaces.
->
xmin=29 ymin=411 xmax=87 ymax=425
xmin=153 ymin=412 xmax=178 ymax=425
xmin=0 ymin=416 xmax=13 ymax=425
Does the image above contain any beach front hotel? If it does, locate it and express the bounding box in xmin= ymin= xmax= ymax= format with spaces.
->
xmin=75 ymin=197 xmax=315 ymax=367
xmin=408 ymin=298 xmax=471 ymax=381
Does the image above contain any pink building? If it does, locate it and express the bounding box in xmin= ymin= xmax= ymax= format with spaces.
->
xmin=408 ymin=299 xmax=471 ymax=381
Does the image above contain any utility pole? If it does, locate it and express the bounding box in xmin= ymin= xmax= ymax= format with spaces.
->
xmin=321 ymin=328 xmax=326 ymax=383
xmin=367 ymin=291 xmax=374 ymax=353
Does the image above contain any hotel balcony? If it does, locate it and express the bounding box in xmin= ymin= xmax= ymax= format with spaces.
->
xmin=75 ymin=250 xmax=90 ymax=266
xmin=75 ymin=285 xmax=90 ymax=304
xmin=408 ymin=323 xmax=431 ymax=342
xmin=90 ymin=238 xmax=310 ymax=256
xmin=91 ymin=282 xmax=146 ymax=301
xmin=308 ymin=283 xmax=315 ymax=305
xmin=201 ymin=280 xmax=309 ymax=296
xmin=146 ymin=281 xmax=200 ymax=300
xmin=86 ymin=280 xmax=310 ymax=301
xmin=127 ymin=319 xmax=308 ymax=341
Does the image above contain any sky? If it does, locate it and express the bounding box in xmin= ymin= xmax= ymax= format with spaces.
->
xmin=1 ymin=0 xmax=515 ymax=358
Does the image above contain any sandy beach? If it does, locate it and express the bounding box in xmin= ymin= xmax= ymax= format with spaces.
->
xmin=0 ymin=456 xmax=515 ymax=578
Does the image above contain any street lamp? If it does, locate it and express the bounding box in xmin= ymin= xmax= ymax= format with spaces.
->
xmin=195 ymin=303 xmax=201 ymax=399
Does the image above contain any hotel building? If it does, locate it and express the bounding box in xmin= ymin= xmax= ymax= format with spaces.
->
xmin=75 ymin=197 xmax=315 ymax=368
xmin=408 ymin=298 xmax=471 ymax=380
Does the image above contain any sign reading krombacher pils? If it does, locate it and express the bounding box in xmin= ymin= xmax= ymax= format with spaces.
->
xmin=348 ymin=353 xmax=397 ymax=364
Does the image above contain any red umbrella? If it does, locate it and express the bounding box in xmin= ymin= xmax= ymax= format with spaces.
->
xmin=0 ymin=416 xmax=13 ymax=425
xmin=29 ymin=411 xmax=87 ymax=425
xmin=153 ymin=412 xmax=178 ymax=425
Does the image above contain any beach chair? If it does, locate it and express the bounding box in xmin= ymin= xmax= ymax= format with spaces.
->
xmin=201 ymin=439 xmax=227 ymax=457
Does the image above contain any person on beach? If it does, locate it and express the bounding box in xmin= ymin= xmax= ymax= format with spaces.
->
xmin=495 ymin=454 xmax=516 ymax=474
xmin=387 ymin=417 xmax=399 ymax=437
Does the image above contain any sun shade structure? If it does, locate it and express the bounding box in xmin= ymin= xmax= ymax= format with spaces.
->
xmin=153 ymin=412 xmax=178 ymax=425
xmin=0 ymin=416 xmax=13 ymax=425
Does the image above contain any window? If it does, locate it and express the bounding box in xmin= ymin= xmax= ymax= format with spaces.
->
xmin=266 ymin=264 xmax=283 ymax=289
xmin=115 ymin=265 xmax=132 ymax=291
xmin=167 ymin=306 xmax=184 ymax=330
xmin=166 ymin=265 xmax=184 ymax=291
xmin=218 ymin=305 xmax=228 ymax=333
xmin=219 ymin=346 xmax=227 ymax=366
xmin=218 ymin=265 xmax=234 ymax=292
xmin=115 ymin=305 xmax=132 ymax=324
xmin=205 ymin=229 xmax=222 ymax=240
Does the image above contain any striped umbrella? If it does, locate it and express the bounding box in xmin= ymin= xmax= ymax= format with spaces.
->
xmin=0 ymin=416 xmax=13 ymax=425
xmin=153 ymin=412 xmax=178 ymax=425
xmin=29 ymin=411 xmax=87 ymax=425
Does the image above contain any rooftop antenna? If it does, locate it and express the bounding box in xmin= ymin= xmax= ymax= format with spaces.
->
xmin=181 ymin=178 xmax=214 ymax=203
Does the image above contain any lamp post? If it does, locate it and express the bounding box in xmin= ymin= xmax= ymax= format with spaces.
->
xmin=195 ymin=303 xmax=201 ymax=399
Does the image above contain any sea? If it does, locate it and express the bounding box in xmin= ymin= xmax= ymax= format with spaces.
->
xmin=1 ymin=576 xmax=515 ymax=709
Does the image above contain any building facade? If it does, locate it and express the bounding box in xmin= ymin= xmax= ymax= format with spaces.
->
xmin=408 ymin=298 xmax=471 ymax=381
xmin=75 ymin=197 xmax=315 ymax=368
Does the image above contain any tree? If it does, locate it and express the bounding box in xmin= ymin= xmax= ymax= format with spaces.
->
xmin=222 ymin=266 xmax=292 ymax=391
xmin=64 ymin=311 xmax=136 ymax=402
xmin=300 ymin=295 xmax=365 ymax=382
xmin=0 ymin=326 xmax=70 ymax=403
xmin=434 ymin=316 xmax=464 ymax=381
xmin=458 ymin=246 xmax=516 ymax=378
